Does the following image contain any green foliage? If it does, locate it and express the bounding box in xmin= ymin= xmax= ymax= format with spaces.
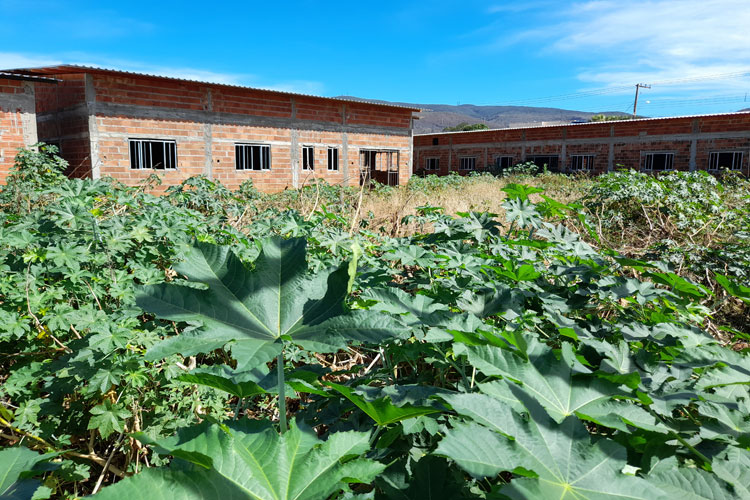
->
xmin=442 ymin=122 xmax=489 ymax=132
xmin=1 ymin=146 xmax=749 ymax=498
xmin=95 ymin=420 xmax=384 ymax=500
xmin=589 ymin=114 xmax=637 ymax=121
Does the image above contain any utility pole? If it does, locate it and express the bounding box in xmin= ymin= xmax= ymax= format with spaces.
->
xmin=633 ymin=83 xmax=651 ymax=117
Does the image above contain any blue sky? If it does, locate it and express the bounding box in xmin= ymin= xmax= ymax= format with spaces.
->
xmin=1 ymin=0 xmax=749 ymax=116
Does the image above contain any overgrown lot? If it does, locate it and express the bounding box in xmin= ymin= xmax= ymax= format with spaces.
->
xmin=1 ymin=147 xmax=749 ymax=499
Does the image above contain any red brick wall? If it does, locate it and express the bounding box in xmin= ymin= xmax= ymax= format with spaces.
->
xmin=32 ymin=71 xmax=414 ymax=192
xmin=0 ymin=79 xmax=38 ymax=184
xmin=33 ymin=74 xmax=92 ymax=178
xmin=415 ymin=113 xmax=750 ymax=176
xmin=94 ymin=117 xmax=411 ymax=192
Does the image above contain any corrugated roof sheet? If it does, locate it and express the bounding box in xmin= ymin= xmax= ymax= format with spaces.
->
xmin=415 ymin=110 xmax=750 ymax=136
xmin=3 ymin=64 xmax=420 ymax=111
xmin=0 ymin=71 xmax=58 ymax=83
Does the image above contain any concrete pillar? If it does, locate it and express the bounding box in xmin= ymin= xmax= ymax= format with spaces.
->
xmin=20 ymin=82 xmax=38 ymax=147
xmin=689 ymin=119 xmax=699 ymax=171
xmin=689 ymin=139 xmax=697 ymax=171
xmin=341 ymin=104 xmax=349 ymax=185
xmin=608 ymin=125 xmax=615 ymax=171
xmin=448 ymin=137 xmax=453 ymax=171
xmin=203 ymin=89 xmax=213 ymax=179
xmin=409 ymin=116 xmax=414 ymax=176
xmin=85 ymin=74 xmax=100 ymax=179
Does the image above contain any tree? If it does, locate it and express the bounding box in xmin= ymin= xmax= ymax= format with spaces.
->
xmin=443 ymin=122 xmax=490 ymax=132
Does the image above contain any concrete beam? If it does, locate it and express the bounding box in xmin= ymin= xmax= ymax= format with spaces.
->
xmin=0 ymin=86 xmax=38 ymax=147
xmin=92 ymin=101 xmax=411 ymax=137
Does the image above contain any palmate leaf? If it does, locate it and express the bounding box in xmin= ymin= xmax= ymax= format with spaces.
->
xmin=95 ymin=420 xmax=384 ymax=500
xmin=457 ymin=343 xmax=666 ymax=433
xmin=436 ymin=394 xmax=666 ymax=500
xmin=137 ymin=238 xmax=408 ymax=368
xmin=461 ymin=343 xmax=623 ymax=423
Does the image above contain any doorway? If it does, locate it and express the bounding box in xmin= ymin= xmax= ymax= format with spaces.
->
xmin=360 ymin=149 xmax=399 ymax=186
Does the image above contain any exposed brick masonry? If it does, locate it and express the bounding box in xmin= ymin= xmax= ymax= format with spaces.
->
xmin=414 ymin=113 xmax=750 ymax=176
xmin=20 ymin=66 xmax=416 ymax=192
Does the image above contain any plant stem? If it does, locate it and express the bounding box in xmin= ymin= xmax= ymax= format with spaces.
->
xmin=233 ymin=397 xmax=243 ymax=420
xmin=369 ymin=425 xmax=384 ymax=448
xmin=277 ymin=351 xmax=287 ymax=434
xmin=649 ymin=409 xmax=712 ymax=470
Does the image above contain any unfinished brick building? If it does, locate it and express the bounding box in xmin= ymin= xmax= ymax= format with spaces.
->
xmin=6 ymin=65 xmax=418 ymax=191
xmin=414 ymin=112 xmax=750 ymax=177
xmin=0 ymin=72 xmax=56 ymax=184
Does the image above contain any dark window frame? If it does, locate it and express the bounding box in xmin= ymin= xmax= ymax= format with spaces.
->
xmin=425 ymin=158 xmax=439 ymax=170
xmin=129 ymin=139 xmax=177 ymax=170
xmin=302 ymin=146 xmax=314 ymax=171
xmin=459 ymin=156 xmax=476 ymax=171
xmin=569 ymin=154 xmax=595 ymax=172
xmin=708 ymin=151 xmax=743 ymax=171
xmin=327 ymin=147 xmax=339 ymax=171
xmin=527 ymin=155 xmax=560 ymax=171
xmin=642 ymin=152 xmax=674 ymax=171
xmin=235 ymin=143 xmax=271 ymax=171
xmin=495 ymin=156 xmax=514 ymax=169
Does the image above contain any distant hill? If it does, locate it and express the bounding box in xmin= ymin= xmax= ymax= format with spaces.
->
xmin=337 ymin=96 xmax=631 ymax=134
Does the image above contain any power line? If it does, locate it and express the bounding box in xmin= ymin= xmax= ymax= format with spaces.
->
xmin=478 ymin=69 xmax=750 ymax=106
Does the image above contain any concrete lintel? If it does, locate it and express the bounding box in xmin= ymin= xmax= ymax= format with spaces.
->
xmin=92 ymin=101 xmax=411 ymax=137
xmin=0 ymin=90 xmax=36 ymax=112
xmin=36 ymin=104 xmax=89 ymax=123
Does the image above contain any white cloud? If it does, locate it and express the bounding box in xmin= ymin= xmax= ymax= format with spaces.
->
xmin=0 ymin=51 xmax=325 ymax=96
xmin=258 ymin=80 xmax=327 ymax=95
xmin=548 ymin=0 xmax=750 ymax=89
xmin=0 ymin=52 xmax=61 ymax=70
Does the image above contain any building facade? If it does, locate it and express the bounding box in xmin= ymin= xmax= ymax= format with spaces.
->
xmin=414 ymin=112 xmax=750 ymax=177
xmin=0 ymin=72 xmax=54 ymax=184
xmin=8 ymin=65 xmax=418 ymax=191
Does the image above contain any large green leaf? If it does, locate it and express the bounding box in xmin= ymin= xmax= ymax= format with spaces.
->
xmin=327 ymin=382 xmax=440 ymax=426
xmin=712 ymin=447 xmax=750 ymax=499
xmin=95 ymin=420 xmax=384 ymax=500
xmin=138 ymin=238 xmax=408 ymax=367
xmin=462 ymin=343 xmax=638 ymax=425
xmin=649 ymin=467 xmax=734 ymax=500
xmin=0 ymin=447 xmax=59 ymax=499
xmin=177 ymin=365 xmax=269 ymax=399
xmin=436 ymin=393 xmax=666 ymax=499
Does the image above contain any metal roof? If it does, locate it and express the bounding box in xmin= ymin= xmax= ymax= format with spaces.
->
xmin=414 ymin=110 xmax=750 ymax=136
xmin=3 ymin=64 xmax=420 ymax=112
xmin=0 ymin=71 xmax=58 ymax=83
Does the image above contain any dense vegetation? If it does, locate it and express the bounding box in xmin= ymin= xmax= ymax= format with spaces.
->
xmin=1 ymin=146 xmax=749 ymax=499
xmin=588 ymin=114 xmax=638 ymax=122
xmin=441 ymin=122 xmax=490 ymax=132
